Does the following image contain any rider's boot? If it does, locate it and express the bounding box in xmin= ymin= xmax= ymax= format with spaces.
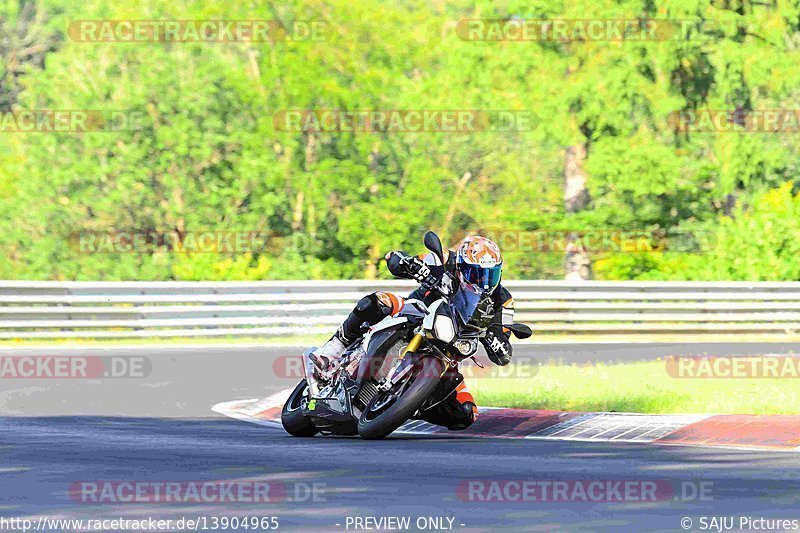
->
xmin=309 ymin=333 xmax=347 ymax=376
xmin=446 ymin=402 xmax=478 ymax=430
xmin=310 ymin=293 xmax=394 ymax=376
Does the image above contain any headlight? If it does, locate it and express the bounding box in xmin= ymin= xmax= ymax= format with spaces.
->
xmin=454 ymin=339 xmax=478 ymax=356
xmin=433 ymin=314 xmax=456 ymax=343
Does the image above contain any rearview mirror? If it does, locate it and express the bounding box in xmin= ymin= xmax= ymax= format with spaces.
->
xmin=423 ymin=230 xmax=445 ymax=265
xmin=506 ymin=323 xmax=533 ymax=339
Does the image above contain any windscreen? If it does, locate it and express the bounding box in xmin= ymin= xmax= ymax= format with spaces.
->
xmin=452 ymin=285 xmax=482 ymax=325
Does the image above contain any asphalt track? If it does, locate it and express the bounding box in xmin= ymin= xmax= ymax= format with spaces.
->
xmin=2 ymin=343 xmax=800 ymax=532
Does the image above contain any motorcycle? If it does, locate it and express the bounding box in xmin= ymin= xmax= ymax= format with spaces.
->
xmin=281 ymin=230 xmax=533 ymax=440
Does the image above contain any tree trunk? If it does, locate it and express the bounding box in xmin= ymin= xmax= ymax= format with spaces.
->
xmin=564 ymin=143 xmax=592 ymax=280
xmin=440 ymin=171 xmax=471 ymax=237
xmin=292 ymin=191 xmax=304 ymax=232
xmin=364 ymin=243 xmax=381 ymax=279
xmin=364 ymin=143 xmax=382 ymax=279
xmin=304 ymin=132 xmax=317 ymax=170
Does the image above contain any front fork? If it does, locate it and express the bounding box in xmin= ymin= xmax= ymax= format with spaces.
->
xmin=403 ymin=332 xmax=425 ymax=356
xmin=303 ymin=348 xmax=322 ymax=397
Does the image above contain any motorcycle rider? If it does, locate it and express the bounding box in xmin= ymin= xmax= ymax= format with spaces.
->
xmin=310 ymin=235 xmax=515 ymax=431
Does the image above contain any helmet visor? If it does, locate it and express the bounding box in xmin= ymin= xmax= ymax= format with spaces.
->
xmin=460 ymin=263 xmax=502 ymax=291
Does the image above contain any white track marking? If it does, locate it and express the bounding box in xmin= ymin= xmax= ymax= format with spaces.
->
xmin=526 ymin=413 xmax=710 ymax=443
xmin=212 ymin=399 xmax=283 ymax=429
xmin=213 ymin=393 xmax=799 ymax=451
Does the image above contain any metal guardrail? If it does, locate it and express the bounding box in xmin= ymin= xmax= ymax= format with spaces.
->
xmin=1 ymin=280 xmax=800 ymax=339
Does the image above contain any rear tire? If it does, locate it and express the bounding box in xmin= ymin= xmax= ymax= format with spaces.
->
xmin=358 ymin=356 xmax=443 ymax=440
xmin=281 ymin=380 xmax=319 ymax=437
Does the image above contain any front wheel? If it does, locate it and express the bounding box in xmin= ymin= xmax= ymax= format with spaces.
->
xmin=358 ymin=356 xmax=444 ymax=440
xmin=281 ymin=380 xmax=319 ymax=437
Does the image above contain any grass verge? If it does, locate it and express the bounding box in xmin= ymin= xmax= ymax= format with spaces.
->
xmin=470 ymin=360 xmax=800 ymax=415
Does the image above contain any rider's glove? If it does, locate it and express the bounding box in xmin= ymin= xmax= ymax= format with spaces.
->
xmin=406 ymin=256 xmax=434 ymax=283
xmin=385 ymin=251 xmax=412 ymax=278
xmin=407 ymin=257 xmax=442 ymax=289
xmin=385 ymin=251 xmax=438 ymax=286
xmin=483 ymin=327 xmax=512 ymax=366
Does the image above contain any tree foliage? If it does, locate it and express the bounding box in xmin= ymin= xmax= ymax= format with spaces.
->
xmin=2 ymin=0 xmax=800 ymax=280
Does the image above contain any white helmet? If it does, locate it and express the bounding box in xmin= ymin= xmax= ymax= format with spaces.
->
xmin=455 ymin=235 xmax=503 ymax=293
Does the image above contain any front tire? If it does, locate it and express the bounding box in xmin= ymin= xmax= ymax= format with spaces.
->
xmin=281 ymin=380 xmax=319 ymax=437
xmin=358 ymin=356 xmax=444 ymax=440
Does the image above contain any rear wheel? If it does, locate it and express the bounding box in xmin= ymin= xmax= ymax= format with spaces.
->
xmin=358 ymin=356 xmax=444 ymax=440
xmin=281 ymin=380 xmax=319 ymax=437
